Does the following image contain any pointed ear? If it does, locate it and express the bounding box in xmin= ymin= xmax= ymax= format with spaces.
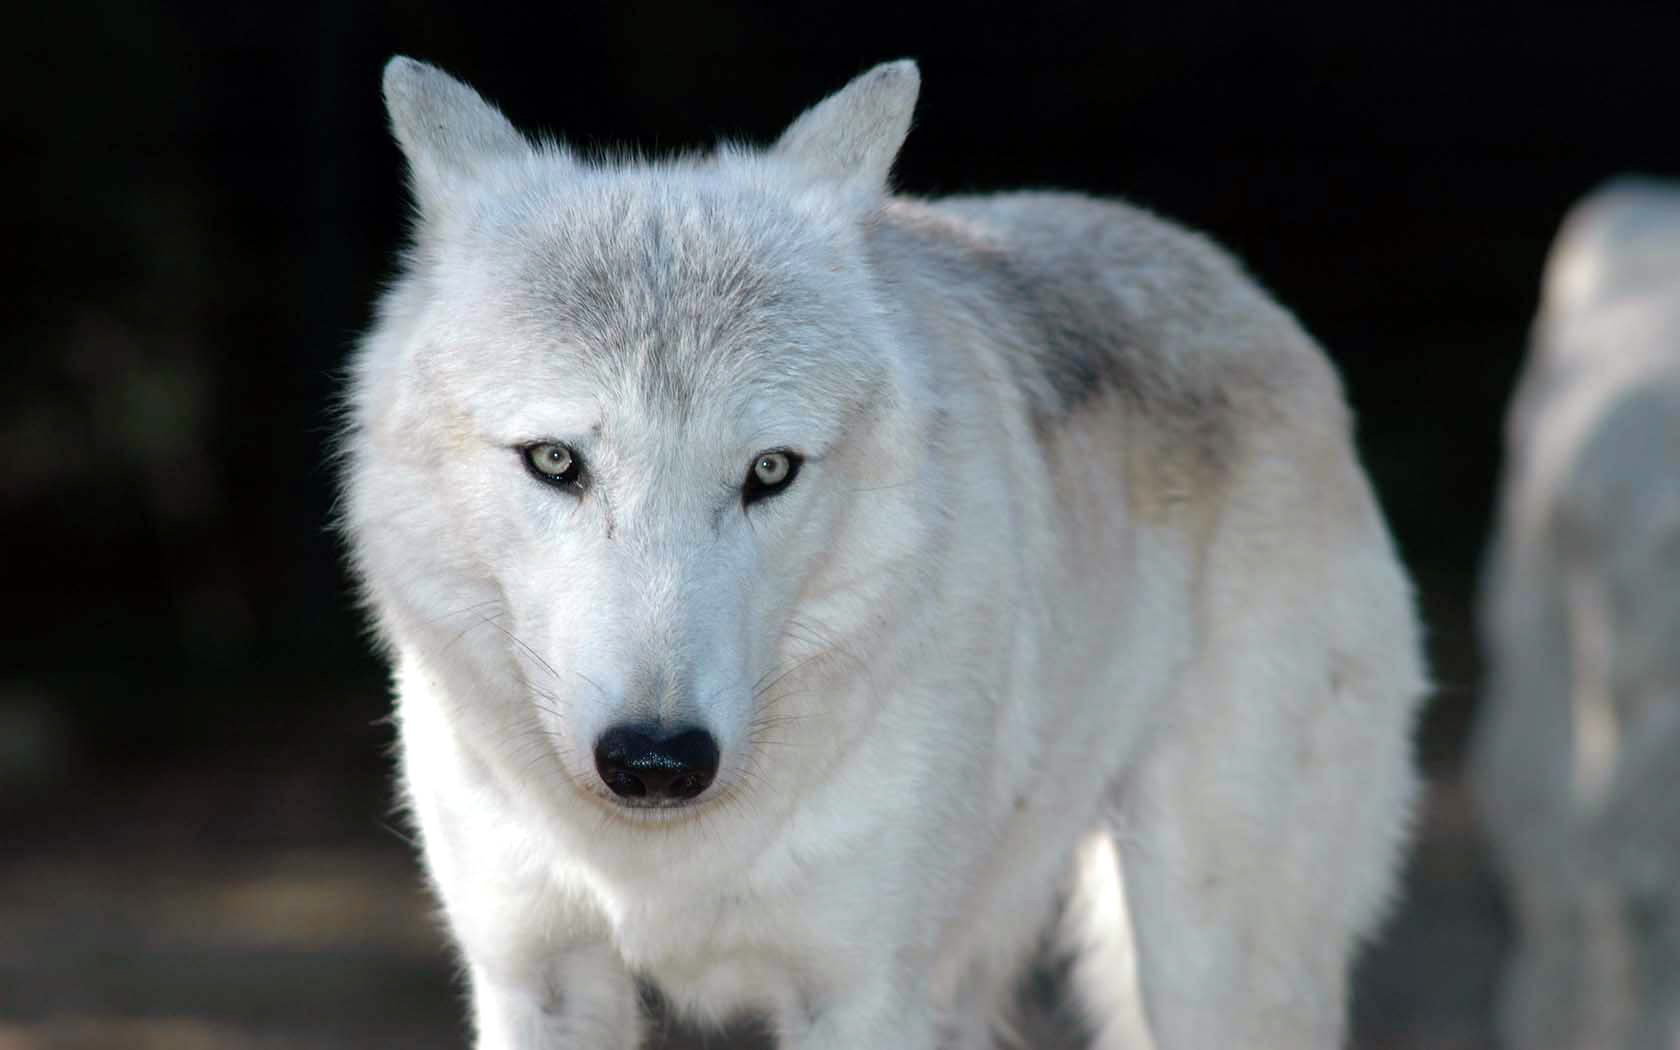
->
xmin=382 ymin=56 xmax=530 ymax=212
xmin=774 ymin=60 xmax=919 ymax=194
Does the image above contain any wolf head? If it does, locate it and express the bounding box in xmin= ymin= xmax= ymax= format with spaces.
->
xmin=343 ymin=58 xmax=936 ymax=819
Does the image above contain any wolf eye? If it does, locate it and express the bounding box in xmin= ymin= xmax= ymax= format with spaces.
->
xmin=521 ymin=441 xmax=585 ymax=490
xmin=743 ymin=450 xmax=801 ymax=506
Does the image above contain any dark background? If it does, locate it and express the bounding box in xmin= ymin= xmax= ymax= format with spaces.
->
xmin=5 ymin=3 xmax=1679 ymax=1047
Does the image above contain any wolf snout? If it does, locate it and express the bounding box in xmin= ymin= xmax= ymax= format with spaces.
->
xmin=593 ymin=725 xmax=720 ymax=803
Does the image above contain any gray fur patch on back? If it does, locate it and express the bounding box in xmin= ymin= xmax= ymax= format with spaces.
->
xmin=868 ymin=192 xmax=1270 ymax=438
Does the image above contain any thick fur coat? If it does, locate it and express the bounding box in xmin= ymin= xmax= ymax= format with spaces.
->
xmin=1474 ymin=179 xmax=1680 ymax=1050
xmin=340 ymin=58 xmax=1428 ymax=1050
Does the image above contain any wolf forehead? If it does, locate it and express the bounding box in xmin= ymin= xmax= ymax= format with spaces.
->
xmin=421 ymin=163 xmax=885 ymax=412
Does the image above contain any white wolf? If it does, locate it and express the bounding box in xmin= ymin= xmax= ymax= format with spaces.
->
xmin=340 ymin=57 xmax=1427 ymax=1050
xmin=1473 ymin=179 xmax=1680 ymax=1050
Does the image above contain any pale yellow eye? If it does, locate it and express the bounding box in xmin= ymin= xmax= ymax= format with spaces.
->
xmin=753 ymin=452 xmax=790 ymax=486
xmin=524 ymin=442 xmax=576 ymax=481
xmin=742 ymin=448 xmax=801 ymax=506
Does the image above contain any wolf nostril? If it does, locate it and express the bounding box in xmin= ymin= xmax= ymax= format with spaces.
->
xmin=594 ymin=725 xmax=719 ymax=802
xmin=667 ymin=773 xmax=704 ymax=800
xmin=601 ymin=769 xmax=646 ymax=797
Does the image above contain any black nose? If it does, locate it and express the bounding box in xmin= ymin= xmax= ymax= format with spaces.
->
xmin=593 ymin=725 xmax=720 ymax=802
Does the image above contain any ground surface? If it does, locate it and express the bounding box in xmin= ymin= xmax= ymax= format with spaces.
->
xmin=0 ymin=706 xmax=1505 ymax=1050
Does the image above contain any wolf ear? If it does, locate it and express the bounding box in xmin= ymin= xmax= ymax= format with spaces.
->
xmin=774 ymin=60 xmax=919 ymax=195
xmin=382 ymin=56 xmax=530 ymax=211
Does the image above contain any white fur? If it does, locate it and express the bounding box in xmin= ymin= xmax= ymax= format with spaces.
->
xmin=341 ymin=57 xmax=1428 ymax=1050
xmin=1473 ymin=178 xmax=1680 ymax=1050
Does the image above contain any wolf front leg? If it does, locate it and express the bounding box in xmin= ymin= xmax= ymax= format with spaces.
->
xmin=1107 ymin=653 xmax=1420 ymax=1049
xmin=408 ymin=783 xmax=643 ymax=1048
xmin=466 ymin=944 xmax=644 ymax=1050
xmin=775 ymin=976 xmax=940 ymax=1050
xmin=432 ymin=858 xmax=641 ymax=1049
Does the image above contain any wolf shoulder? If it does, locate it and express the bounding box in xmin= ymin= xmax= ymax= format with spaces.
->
xmin=870 ymin=190 xmax=1353 ymax=476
